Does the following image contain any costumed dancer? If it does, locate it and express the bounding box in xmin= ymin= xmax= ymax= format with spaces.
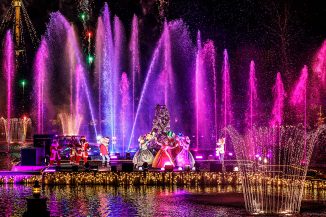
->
xmin=68 ymin=136 xmax=78 ymax=164
xmin=216 ymin=137 xmax=226 ymax=162
xmin=176 ymin=136 xmax=195 ymax=168
xmin=80 ymin=136 xmax=90 ymax=164
xmin=99 ymin=137 xmax=110 ymax=167
xmin=152 ymin=132 xmax=180 ymax=169
xmin=49 ymin=139 xmax=62 ymax=166
xmin=133 ymin=134 xmax=154 ymax=168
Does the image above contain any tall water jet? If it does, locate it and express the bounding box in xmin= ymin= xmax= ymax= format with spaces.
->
xmin=162 ymin=20 xmax=174 ymax=105
xmin=270 ymin=72 xmax=285 ymax=126
xmin=194 ymin=34 xmax=217 ymax=149
xmin=2 ymin=31 xmax=15 ymax=143
xmin=112 ymin=15 xmax=125 ymax=139
xmin=128 ymin=32 xmax=164 ymax=150
xmin=246 ymin=60 xmax=258 ymax=131
xmin=291 ymin=65 xmax=308 ymax=162
xmin=65 ymin=26 xmax=85 ymax=135
xmin=129 ymin=15 xmax=140 ymax=125
xmin=195 ymin=31 xmax=202 ymax=150
xmin=33 ymin=38 xmax=48 ymax=134
xmin=313 ymin=40 xmax=326 ymax=87
xmin=222 ymin=49 xmax=233 ymax=134
xmin=95 ymin=4 xmax=115 ymax=138
xmin=39 ymin=12 xmax=95 ymax=138
xmin=120 ymin=72 xmax=130 ymax=154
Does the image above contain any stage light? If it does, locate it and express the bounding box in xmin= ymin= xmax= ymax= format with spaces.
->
xmin=191 ymin=167 xmax=196 ymax=171
xmin=234 ymin=166 xmax=239 ymax=172
xmin=96 ymin=135 xmax=102 ymax=141
xmin=160 ymin=167 xmax=165 ymax=171
xmin=263 ymin=158 xmax=268 ymax=164
xmin=87 ymin=31 xmax=92 ymax=38
xmin=138 ymin=166 xmax=143 ymax=171
xmin=164 ymin=162 xmax=172 ymax=166
xmin=111 ymin=155 xmax=118 ymax=159
xmin=195 ymin=155 xmax=203 ymax=159
xmin=178 ymin=167 xmax=183 ymax=171
xmin=228 ymin=152 xmax=233 ymax=156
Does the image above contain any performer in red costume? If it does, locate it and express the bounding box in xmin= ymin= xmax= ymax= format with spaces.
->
xmin=50 ymin=139 xmax=62 ymax=166
xmin=80 ymin=136 xmax=90 ymax=164
xmin=69 ymin=136 xmax=80 ymax=165
xmin=152 ymin=132 xmax=181 ymax=168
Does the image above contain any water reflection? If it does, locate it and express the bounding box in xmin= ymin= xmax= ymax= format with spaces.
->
xmin=0 ymin=185 xmax=325 ymax=216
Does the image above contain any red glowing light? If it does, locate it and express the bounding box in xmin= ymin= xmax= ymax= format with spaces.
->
xmin=87 ymin=31 xmax=92 ymax=38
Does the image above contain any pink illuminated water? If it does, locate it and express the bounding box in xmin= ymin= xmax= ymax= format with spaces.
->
xmin=195 ymin=33 xmax=218 ymax=149
xmin=128 ymin=35 xmax=163 ymax=150
xmin=120 ymin=72 xmax=130 ymax=154
xmin=33 ymin=38 xmax=48 ymax=134
xmin=313 ymin=40 xmax=326 ymax=87
xmin=128 ymin=20 xmax=192 ymax=150
xmin=291 ymin=66 xmax=308 ymax=106
xmin=129 ymin=15 xmax=140 ymax=124
xmin=270 ymin=72 xmax=285 ymax=126
xmin=291 ymin=65 xmax=308 ymax=162
xmin=246 ymin=61 xmax=258 ymax=131
xmin=222 ymin=49 xmax=233 ymax=133
xmin=195 ymin=31 xmax=202 ymax=150
xmin=2 ymin=31 xmax=14 ymax=142
xmin=32 ymin=12 xmax=97 ymax=137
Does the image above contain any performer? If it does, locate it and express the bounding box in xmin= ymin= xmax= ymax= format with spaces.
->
xmin=152 ymin=132 xmax=179 ymax=169
xmin=133 ymin=134 xmax=154 ymax=168
xmin=99 ymin=137 xmax=110 ymax=167
xmin=49 ymin=139 xmax=62 ymax=166
xmin=216 ymin=137 xmax=226 ymax=162
xmin=80 ymin=136 xmax=90 ymax=164
xmin=68 ymin=136 xmax=78 ymax=164
xmin=176 ymin=136 xmax=195 ymax=168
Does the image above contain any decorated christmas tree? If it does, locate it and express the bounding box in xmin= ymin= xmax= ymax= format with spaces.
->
xmin=151 ymin=104 xmax=171 ymax=135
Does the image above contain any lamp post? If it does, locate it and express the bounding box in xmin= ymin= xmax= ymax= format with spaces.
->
xmin=23 ymin=181 xmax=49 ymax=217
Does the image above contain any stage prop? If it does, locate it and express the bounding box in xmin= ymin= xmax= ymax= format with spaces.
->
xmin=133 ymin=105 xmax=195 ymax=169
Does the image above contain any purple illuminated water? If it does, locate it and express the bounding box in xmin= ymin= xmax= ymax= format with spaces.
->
xmin=25 ymin=3 xmax=325 ymax=156
xmin=128 ymin=20 xmax=191 ymax=150
xmin=129 ymin=15 xmax=140 ymax=125
xmin=33 ymin=38 xmax=48 ymax=134
xmin=2 ymin=31 xmax=14 ymax=142
xmin=270 ymin=72 xmax=285 ymax=126
xmin=291 ymin=65 xmax=308 ymax=161
xmin=120 ymin=72 xmax=130 ymax=154
xmin=95 ymin=4 xmax=115 ymax=138
xmin=246 ymin=61 xmax=258 ymax=131
xmin=195 ymin=39 xmax=218 ymax=149
xmin=32 ymin=12 xmax=96 ymax=137
xmin=313 ymin=40 xmax=326 ymax=87
xmin=222 ymin=49 xmax=233 ymax=133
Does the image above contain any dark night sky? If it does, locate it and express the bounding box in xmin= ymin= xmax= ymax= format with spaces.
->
xmin=0 ymin=0 xmax=326 ymax=116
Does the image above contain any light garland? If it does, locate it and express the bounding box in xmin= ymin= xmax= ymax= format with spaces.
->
xmin=1 ymin=172 xmax=325 ymax=188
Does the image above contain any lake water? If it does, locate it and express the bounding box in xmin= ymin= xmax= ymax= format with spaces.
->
xmin=0 ymin=185 xmax=326 ymax=216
